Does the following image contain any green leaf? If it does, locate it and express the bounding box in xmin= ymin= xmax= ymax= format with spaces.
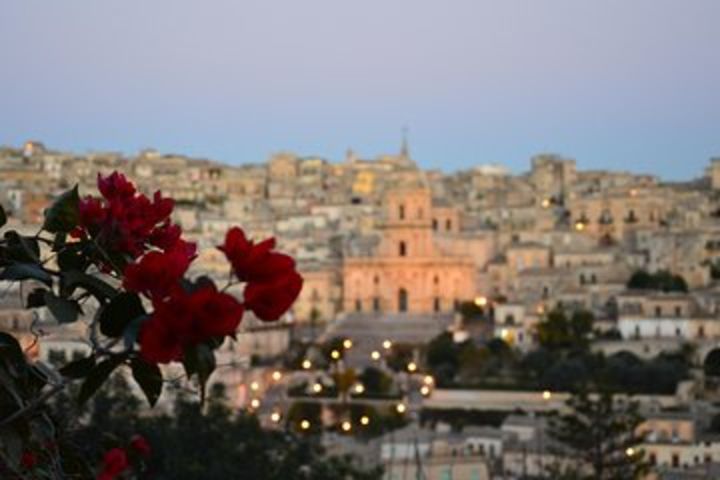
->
xmin=43 ymin=185 xmax=80 ymax=233
xmin=0 ymin=204 xmax=6 ymax=229
xmin=59 ymin=355 xmax=96 ymax=379
xmin=131 ymin=357 xmax=163 ymax=407
xmin=43 ymin=292 xmax=81 ymax=324
xmin=99 ymin=292 xmax=145 ymax=338
xmin=78 ymin=355 xmax=124 ymax=405
xmin=63 ymin=270 xmax=116 ymax=303
xmin=0 ymin=263 xmax=52 ymax=286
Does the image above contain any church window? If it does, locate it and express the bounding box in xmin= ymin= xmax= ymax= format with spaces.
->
xmin=399 ymin=241 xmax=407 ymax=257
xmin=399 ymin=204 xmax=405 ymax=220
xmin=398 ymin=289 xmax=408 ymax=312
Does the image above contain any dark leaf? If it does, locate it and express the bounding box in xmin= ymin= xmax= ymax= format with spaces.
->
xmin=0 ymin=332 xmax=28 ymax=378
xmin=52 ymin=232 xmax=67 ymax=252
xmin=123 ymin=314 xmax=148 ymax=350
xmin=0 ymin=204 xmax=6 ymax=229
xmin=59 ymin=355 xmax=96 ymax=379
xmin=99 ymin=292 xmax=145 ymax=338
xmin=4 ymin=232 xmax=40 ymax=263
xmin=43 ymin=292 xmax=81 ymax=324
xmin=131 ymin=357 xmax=163 ymax=407
xmin=43 ymin=185 xmax=80 ymax=234
xmin=0 ymin=263 xmax=52 ymax=286
xmin=57 ymin=246 xmax=86 ymax=272
xmin=183 ymin=343 xmax=216 ymax=401
xmin=26 ymin=288 xmax=48 ymax=308
xmin=78 ymin=355 xmax=124 ymax=405
xmin=63 ymin=270 xmax=116 ymax=303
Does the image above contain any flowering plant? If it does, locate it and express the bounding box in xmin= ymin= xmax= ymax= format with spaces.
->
xmin=0 ymin=172 xmax=302 ymax=478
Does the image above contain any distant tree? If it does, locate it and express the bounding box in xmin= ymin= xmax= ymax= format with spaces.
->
xmin=458 ymin=300 xmax=485 ymax=322
xmin=536 ymin=309 xmax=593 ymax=351
xmin=547 ymin=389 xmax=649 ymax=480
xmin=627 ymin=269 xmax=688 ymax=292
xmin=357 ymin=367 xmax=393 ymax=397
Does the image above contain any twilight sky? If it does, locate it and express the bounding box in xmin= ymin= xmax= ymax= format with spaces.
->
xmin=1 ymin=0 xmax=718 ymax=180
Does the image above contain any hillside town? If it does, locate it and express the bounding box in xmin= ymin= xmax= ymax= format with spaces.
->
xmin=4 ymin=140 xmax=720 ymax=479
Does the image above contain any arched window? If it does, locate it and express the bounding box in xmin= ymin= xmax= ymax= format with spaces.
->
xmin=399 ymin=241 xmax=407 ymax=257
xmin=446 ymin=219 xmax=452 ymax=231
xmin=373 ymin=297 xmax=380 ymax=312
xmin=433 ymin=297 xmax=441 ymax=312
xmin=398 ymin=288 xmax=408 ymax=312
xmin=373 ymin=275 xmax=379 ymax=285
xmin=399 ymin=204 xmax=405 ymax=220
xmin=355 ymin=299 xmax=362 ymax=312
xmin=432 ymin=219 xmax=438 ymax=231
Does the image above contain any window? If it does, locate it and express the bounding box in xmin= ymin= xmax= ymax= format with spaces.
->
xmin=445 ymin=219 xmax=452 ymax=231
xmin=433 ymin=275 xmax=439 ymax=285
xmin=655 ymin=306 xmax=662 ymax=317
xmin=675 ymin=306 xmax=682 ymax=317
xmin=355 ymin=299 xmax=362 ymax=312
xmin=373 ymin=297 xmax=380 ymax=312
xmin=398 ymin=289 xmax=408 ymax=312
xmin=432 ymin=219 xmax=438 ymax=231
xmin=675 ymin=327 xmax=681 ymax=337
xmin=672 ymin=453 xmax=679 ymax=468
xmin=399 ymin=204 xmax=405 ymax=220
xmin=433 ymin=297 xmax=441 ymax=313
xmin=417 ymin=208 xmax=423 ymax=219
xmin=373 ymin=275 xmax=379 ymax=285
xmin=399 ymin=241 xmax=407 ymax=257
xmin=699 ymin=326 xmax=706 ymax=338
xmin=579 ymin=273 xmax=586 ymax=285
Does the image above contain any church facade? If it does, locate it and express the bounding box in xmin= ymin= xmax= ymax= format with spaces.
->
xmin=343 ymin=184 xmax=477 ymax=315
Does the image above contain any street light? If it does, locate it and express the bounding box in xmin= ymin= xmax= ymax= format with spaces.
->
xmin=272 ymin=370 xmax=282 ymax=381
xmin=331 ymin=350 xmax=341 ymax=360
xmin=302 ymin=359 xmax=312 ymax=370
xmin=250 ymin=381 xmax=260 ymax=392
xmin=423 ymin=375 xmax=434 ymax=386
xmin=300 ymin=420 xmax=311 ymax=430
xmin=312 ymin=383 xmax=323 ymax=394
xmin=250 ymin=398 xmax=260 ymax=409
xmin=360 ymin=416 xmax=370 ymax=426
xmin=474 ymin=296 xmax=488 ymax=307
xmin=396 ymin=403 xmax=407 ymax=414
xmin=542 ymin=390 xmax=552 ymax=401
xmin=354 ymin=383 xmax=365 ymax=394
xmin=371 ymin=350 xmax=381 ymax=361
xmin=407 ymin=362 xmax=417 ymax=373
xmin=420 ymin=385 xmax=431 ymax=396
xmin=343 ymin=339 xmax=353 ymax=349
xmin=341 ymin=421 xmax=352 ymax=433
xmin=626 ymin=447 xmax=635 ymax=457
xmin=270 ymin=412 xmax=281 ymax=423
xmin=382 ymin=340 xmax=392 ymax=350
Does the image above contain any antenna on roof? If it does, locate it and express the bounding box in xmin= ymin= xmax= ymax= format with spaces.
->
xmin=401 ymin=126 xmax=410 ymax=158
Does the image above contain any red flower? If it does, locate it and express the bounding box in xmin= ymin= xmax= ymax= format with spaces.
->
xmin=73 ymin=172 xmax=187 ymax=265
xmin=139 ymin=285 xmax=244 ymax=364
xmin=244 ymin=270 xmax=303 ymax=321
xmin=124 ymin=247 xmax=194 ymax=300
xmin=98 ymin=172 xmax=136 ymax=201
xmin=96 ymin=447 xmax=128 ymax=480
xmin=218 ymin=227 xmax=295 ymax=283
xmin=20 ymin=451 xmax=37 ymax=469
xmin=129 ymin=435 xmax=151 ymax=457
